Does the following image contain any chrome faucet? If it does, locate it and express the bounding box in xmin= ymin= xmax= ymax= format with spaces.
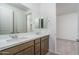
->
xmin=9 ymin=34 xmax=18 ymax=39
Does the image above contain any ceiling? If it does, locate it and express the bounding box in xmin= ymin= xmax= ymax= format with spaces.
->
xmin=56 ymin=3 xmax=79 ymax=16
xmin=8 ymin=3 xmax=30 ymax=11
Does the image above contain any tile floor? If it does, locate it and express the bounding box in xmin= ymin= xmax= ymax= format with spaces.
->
xmin=56 ymin=38 xmax=78 ymax=55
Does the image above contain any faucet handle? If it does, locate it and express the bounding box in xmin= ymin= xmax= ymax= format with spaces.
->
xmin=9 ymin=34 xmax=18 ymax=39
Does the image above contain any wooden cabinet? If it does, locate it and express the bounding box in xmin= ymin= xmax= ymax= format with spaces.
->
xmin=17 ymin=46 xmax=34 ymax=55
xmin=34 ymin=38 xmax=41 ymax=55
xmin=0 ymin=41 xmax=34 ymax=55
xmin=34 ymin=35 xmax=49 ymax=55
xmin=0 ymin=35 xmax=49 ymax=55
xmin=41 ymin=35 xmax=49 ymax=55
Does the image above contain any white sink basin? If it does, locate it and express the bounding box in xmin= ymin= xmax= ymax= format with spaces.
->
xmin=6 ymin=36 xmax=29 ymax=42
xmin=0 ymin=40 xmax=8 ymax=48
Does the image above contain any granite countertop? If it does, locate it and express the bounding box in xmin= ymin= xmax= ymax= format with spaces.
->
xmin=0 ymin=31 xmax=49 ymax=51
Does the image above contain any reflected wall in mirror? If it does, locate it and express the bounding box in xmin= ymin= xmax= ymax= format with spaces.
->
xmin=26 ymin=13 xmax=32 ymax=32
xmin=34 ymin=17 xmax=48 ymax=29
xmin=0 ymin=7 xmax=13 ymax=34
xmin=14 ymin=10 xmax=27 ymax=33
xmin=0 ymin=3 xmax=32 ymax=35
xmin=0 ymin=3 xmax=48 ymax=35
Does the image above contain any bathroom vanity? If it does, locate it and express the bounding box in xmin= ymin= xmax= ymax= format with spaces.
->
xmin=0 ymin=3 xmax=49 ymax=55
xmin=0 ymin=34 xmax=49 ymax=55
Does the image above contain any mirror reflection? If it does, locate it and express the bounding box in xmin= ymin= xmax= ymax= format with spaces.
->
xmin=0 ymin=3 xmax=48 ymax=35
xmin=34 ymin=17 xmax=48 ymax=29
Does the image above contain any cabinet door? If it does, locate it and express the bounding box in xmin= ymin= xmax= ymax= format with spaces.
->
xmin=34 ymin=39 xmax=40 ymax=55
xmin=17 ymin=46 xmax=34 ymax=55
xmin=41 ymin=40 xmax=45 ymax=55
xmin=35 ymin=43 xmax=40 ymax=55
xmin=41 ymin=36 xmax=49 ymax=55
xmin=44 ymin=38 xmax=49 ymax=54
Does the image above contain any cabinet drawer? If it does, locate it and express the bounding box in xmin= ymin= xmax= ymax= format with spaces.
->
xmin=0 ymin=41 xmax=34 ymax=55
xmin=17 ymin=46 xmax=34 ymax=55
xmin=34 ymin=39 xmax=40 ymax=55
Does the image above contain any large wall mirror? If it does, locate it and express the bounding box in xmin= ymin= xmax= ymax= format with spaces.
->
xmin=0 ymin=3 xmax=48 ymax=35
xmin=0 ymin=3 xmax=32 ymax=35
xmin=0 ymin=7 xmax=13 ymax=34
